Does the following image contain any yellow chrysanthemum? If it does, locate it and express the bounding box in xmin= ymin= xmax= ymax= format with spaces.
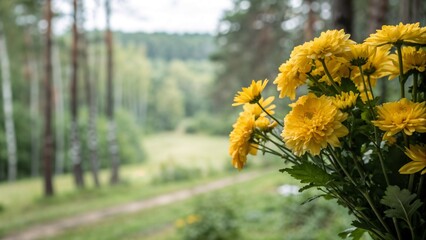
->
xmin=274 ymin=60 xmax=307 ymax=100
xmin=388 ymin=47 xmax=426 ymax=80
xmin=229 ymin=112 xmax=257 ymax=169
xmin=365 ymin=22 xmax=426 ymax=46
xmin=351 ymin=46 xmax=393 ymax=87
xmin=186 ymin=214 xmax=201 ymax=224
xmin=232 ymin=79 xmax=268 ymax=106
xmin=399 ymin=144 xmax=426 ymax=175
xmin=345 ymin=44 xmax=373 ymax=66
xmin=332 ymin=91 xmax=359 ymax=110
xmin=255 ymin=116 xmax=273 ymax=130
xmin=372 ymin=99 xmax=426 ymax=138
xmin=282 ymin=94 xmax=349 ymax=156
xmin=306 ymin=29 xmax=355 ymax=60
xmin=243 ymin=96 xmax=276 ymax=117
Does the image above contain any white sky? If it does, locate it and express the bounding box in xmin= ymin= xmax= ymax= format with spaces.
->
xmin=54 ymin=0 xmax=233 ymax=34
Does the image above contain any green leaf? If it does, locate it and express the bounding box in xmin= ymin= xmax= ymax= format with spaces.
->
xmin=380 ymin=185 xmax=423 ymax=222
xmin=338 ymin=227 xmax=366 ymax=240
xmin=282 ymin=161 xmax=333 ymax=188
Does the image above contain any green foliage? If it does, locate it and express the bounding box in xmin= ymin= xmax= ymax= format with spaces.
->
xmin=115 ymin=32 xmax=214 ymax=61
xmin=178 ymin=195 xmax=240 ymax=240
xmin=338 ymin=227 xmax=367 ymax=240
xmin=380 ymin=185 xmax=423 ymax=222
xmin=281 ymin=161 xmax=334 ymax=191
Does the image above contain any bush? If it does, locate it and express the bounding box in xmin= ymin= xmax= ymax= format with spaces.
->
xmin=151 ymin=161 xmax=202 ymax=184
xmin=177 ymin=195 xmax=240 ymax=240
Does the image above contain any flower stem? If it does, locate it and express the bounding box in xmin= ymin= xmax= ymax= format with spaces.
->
xmin=327 ymin=147 xmax=392 ymax=234
xmin=412 ymin=72 xmax=418 ymax=102
xmin=418 ymin=175 xmax=424 ymax=196
xmin=367 ymin=75 xmax=375 ymax=99
xmin=396 ymin=44 xmax=406 ymax=98
xmin=256 ymin=102 xmax=283 ymax=127
xmin=320 ymin=59 xmax=341 ymax=93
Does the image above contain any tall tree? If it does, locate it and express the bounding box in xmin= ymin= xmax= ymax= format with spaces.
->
xmin=23 ymin=26 xmax=41 ymax=177
xmin=80 ymin=20 xmax=100 ymax=187
xmin=400 ymin=0 xmax=424 ymax=23
xmin=304 ymin=0 xmax=316 ymax=41
xmin=0 ymin=21 xmax=18 ymax=181
xmin=42 ymin=0 xmax=54 ymax=196
xmin=368 ymin=0 xmax=389 ymax=102
xmin=70 ymin=0 xmax=85 ymax=187
xmin=105 ymin=0 xmax=120 ymax=184
xmin=53 ymin=42 xmax=65 ymax=175
xmin=332 ymin=0 xmax=353 ymax=35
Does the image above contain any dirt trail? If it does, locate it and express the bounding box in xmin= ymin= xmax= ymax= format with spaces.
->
xmin=3 ymin=171 xmax=261 ymax=240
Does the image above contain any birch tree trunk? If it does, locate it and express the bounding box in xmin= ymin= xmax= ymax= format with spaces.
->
xmin=70 ymin=0 xmax=85 ymax=188
xmin=53 ymin=44 xmax=65 ymax=175
xmin=24 ymin=27 xmax=41 ymax=177
xmin=0 ymin=22 xmax=18 ymax=182
xmin=42 ymin=0 xmax=54 ymax=196
xmin=105 ymin=0 xmax=120 ymax=185
xmin=81 ymin=33 xmax=100 ymax=187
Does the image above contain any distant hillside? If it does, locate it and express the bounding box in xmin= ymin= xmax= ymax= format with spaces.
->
xmin=115 ymin=32 xmax=215 ymax=61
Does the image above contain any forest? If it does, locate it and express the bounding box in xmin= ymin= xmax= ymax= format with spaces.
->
xmin=0 ymin=0 xmax=425 ymax=239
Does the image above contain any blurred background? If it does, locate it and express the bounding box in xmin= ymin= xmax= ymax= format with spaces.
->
xmin=0 ymin=0 xmax=425 ymax=239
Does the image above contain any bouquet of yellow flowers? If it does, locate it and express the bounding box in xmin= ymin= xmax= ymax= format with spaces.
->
xmin=229 ymin=23 xmax=426 ymax=239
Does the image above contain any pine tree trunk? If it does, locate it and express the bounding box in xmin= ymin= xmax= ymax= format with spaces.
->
xmin=105 ymin=0 xmax=120 ymax=185
xmin=24 ymin=27 xmax=41 ymax=177
xmin=53 ymin=44 xmax=65 ymax=175
xmin=70 ymin=0 xmax=85 ymax=188
xmin=304 ymin=0 xmax=315 ymax=41
xmin=0 ymin=22 xmax=18 ymax=182
xmin=42 ymin=0 xmax=54 ymax=196
xmin=81 ymin=33 xmax=100 ymax=187
xmin=332 ymin=0 xmax=353 ymax=35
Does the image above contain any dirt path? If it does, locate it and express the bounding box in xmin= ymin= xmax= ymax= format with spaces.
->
xmin=3 ymin=171 xmax=262 ymax=240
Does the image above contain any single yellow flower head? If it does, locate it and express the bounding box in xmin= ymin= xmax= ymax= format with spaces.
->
xmin=388 ymin=47 xmax=426 ymax=80
xmin=274 ymin=60 xmax=307 ymax=100
xmin=306 ymin=29 xmax=354 ymax=60
xmin=282 ymin=94 xmax=349 ymax=156
xmin=351 ymin=46 xmax=393 ymax=87
xmin=332 ymin=91 xmax=359 ymax=110
xmin=399 ymin=144 xmax=426 ymax=175
xmin=365 ymin=22 xmax=426 ymax=46
xmin=229 ymin=112 xmax=257 ymax=169
xmin=243 ymin=96 xmax=275 ymax=118
xmin=372 ymin=99 xmax=426 ymax=138
xmin=345 ymin=44 xmax=372 ymax=66
xmin=255 ymin=116 xmax=272 ymax=130
xmin=175 ymin=218 xmax=186 ymax=228
xmin=232 ymin=79 xmax=268 ymax=106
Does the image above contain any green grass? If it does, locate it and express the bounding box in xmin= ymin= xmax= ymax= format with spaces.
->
xmin=46 ymin=171 xmax=354 ymax=240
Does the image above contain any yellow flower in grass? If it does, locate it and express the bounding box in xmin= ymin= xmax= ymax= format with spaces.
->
xmin=399 ymin=144 xmax=426 ymax=175
xmin=306 ymin=29 xmax=355 ymax=60
xmin=274 ymin=60 xmax=307 ymax=100
xmin=332 ymin=91 xmax=359 ymax=110
xmin=229 ymin=112 xmax=257 ymax=169
xmin=388 ymin=47 xmax=426 ymax=80
xmin=243 ymin=96 xmax=276 ymax=118
xmin=372 ymin=99 xmax=426 ymax=138
xmin=365 ymin=22 xmax=426 ymax=46
xmin=282 ymin=94 xmax=349 ymax=156
xmin=232 ymin=79 xmax=268 ymax=106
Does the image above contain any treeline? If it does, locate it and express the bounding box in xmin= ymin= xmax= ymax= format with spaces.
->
xmin=115 ymin=32 xmax=215 ymax=61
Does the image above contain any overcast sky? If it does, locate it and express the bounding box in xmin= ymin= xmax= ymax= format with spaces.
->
xmin=54 ymin=0 xmax=233 ymax=34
